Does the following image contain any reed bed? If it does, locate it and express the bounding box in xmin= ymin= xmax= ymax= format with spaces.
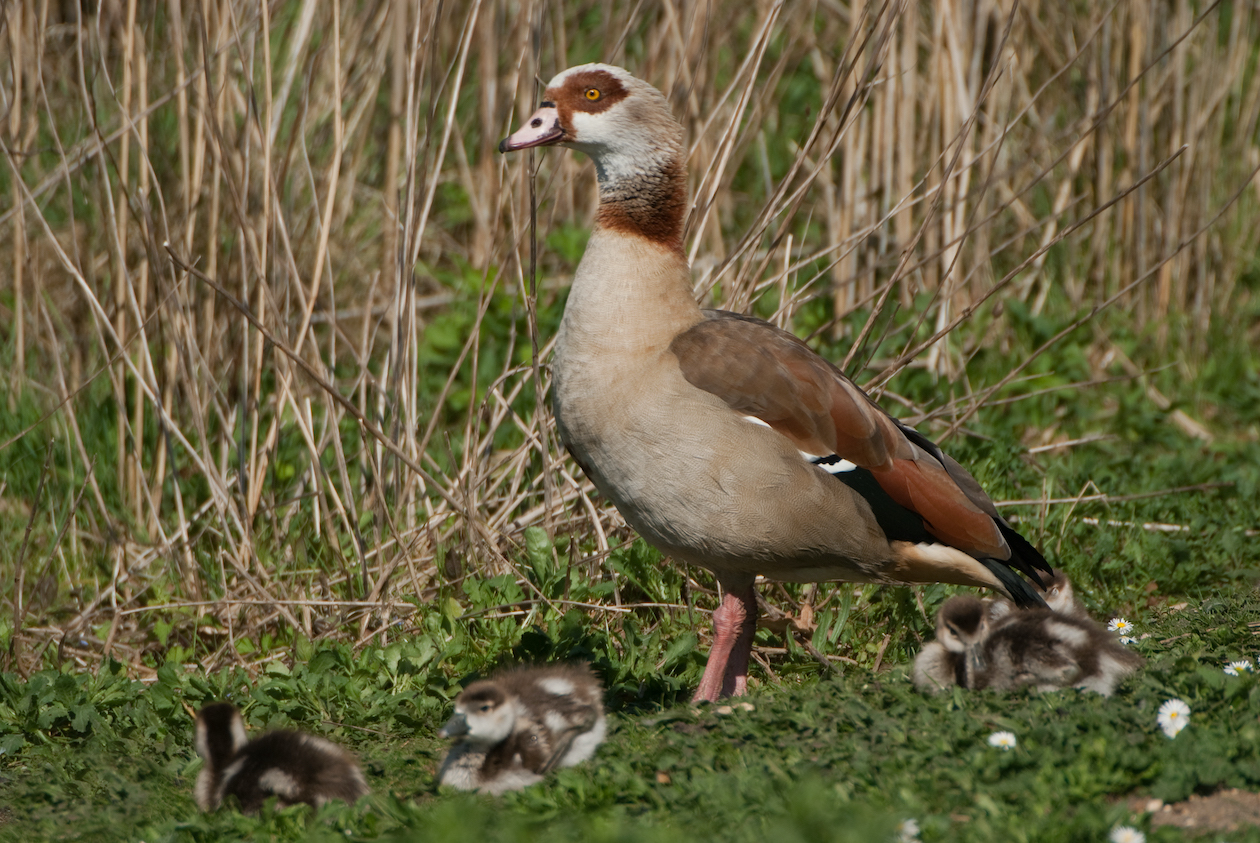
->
xmin=0 ymin=0 xmax=1257 ymax=677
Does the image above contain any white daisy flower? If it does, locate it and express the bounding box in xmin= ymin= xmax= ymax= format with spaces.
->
xmin=1108 ymin=617 xmax=1134 ymax=633
xmin=1119 ymin=636 xmax=1137 ymax=645
xmin=896 ymin=818 xmax=920 ymax=842
xmin=1157 ymin=699 xmax=1191 ymax=738
xmin=1109 ymin=826 xmax=1145 ymax=843
xmin=1224 ymin=659 xmax=1253 ymax=676
xmin=987 ymin=731 xmax=1017 ymax=750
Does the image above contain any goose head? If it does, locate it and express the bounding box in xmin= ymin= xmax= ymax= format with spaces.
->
xmin=499 ymin=64 xmax=682 ymax=178
xmin=499 ymin=65 xmax=687 ymax=250
xmin=1041 ymin=570 xmax=1087 ymax=618
xmin=440 ymin=680 xmax=521 ymax=747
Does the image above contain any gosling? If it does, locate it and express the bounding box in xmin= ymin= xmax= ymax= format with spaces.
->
xmin=194 ymin=702 xmax=368 ymax=813
xmin=437 ymin=663 xmax=605 ymax=794
xmin=913 ymin=595 xmax=991 ymax=694
xmin=980 ymin=609 xmax=1143 ymax=696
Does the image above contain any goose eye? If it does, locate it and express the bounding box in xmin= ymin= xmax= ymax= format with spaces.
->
xmin=584 ymin=88 xmax=601 ymax=101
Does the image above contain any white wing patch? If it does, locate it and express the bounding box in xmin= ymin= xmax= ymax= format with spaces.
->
xmin=559 ymin=714 xmax=607 ymax=767
xmin=740 ymin=415 xmax=859 ymax=473
xmin=258 ymin=767 xmax=302 ymax=799
xmin=1046 ymin=621 xmax=1089 ymax=648
xmin=810 ymin=455 xmax=858 ymax=474
xmin=538 ymin=677 xmax=575 ymax=696
xmin=544 ymin=711 xmax=570 ymax=735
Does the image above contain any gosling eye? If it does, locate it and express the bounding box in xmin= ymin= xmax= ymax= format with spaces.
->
xmin=584 ymin=87 xmax=601 ymax=101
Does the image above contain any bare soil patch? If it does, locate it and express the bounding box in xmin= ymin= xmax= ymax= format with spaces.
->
xmin=1131 ymin=789 xmax=1260 ymax=834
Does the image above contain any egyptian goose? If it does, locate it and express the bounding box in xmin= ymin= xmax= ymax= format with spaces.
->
xmin=193 ymin=702 xmax=368 ymax=813
xmin=499 ymin=64 xmax=1051 ymax=702
xmin=913 ymin=595 xmax=991 ymax=693
xmin=437 ymin=664 xmax=605 ymax=794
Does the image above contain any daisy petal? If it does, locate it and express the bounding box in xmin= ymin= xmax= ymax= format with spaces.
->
xmin=987 ymin=731 xmax=1017 ymax=750
xmin=1157 ymin=698 xmax=1191 ymax=738
xmin=1109 ymin=826 xmax=1146 ymax=843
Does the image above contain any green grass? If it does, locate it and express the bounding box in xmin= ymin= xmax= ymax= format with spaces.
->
xmin=2 ymin=585 xmax=1260 ymax=842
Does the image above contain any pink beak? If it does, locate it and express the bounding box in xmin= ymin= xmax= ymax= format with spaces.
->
xmin=499 ymin=106 xmax=564 ymax=153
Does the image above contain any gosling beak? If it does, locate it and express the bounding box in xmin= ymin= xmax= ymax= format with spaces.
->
xmin=439 ymin=712 xmax=468 ymax=739
xmin=499 ymin=106 xmax=564 ymax=153
xmin=965 ymin=645 xmax=987 ymax=678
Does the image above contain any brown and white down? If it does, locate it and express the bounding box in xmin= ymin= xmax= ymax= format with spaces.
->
xmin=913 ymin=595 xmax=992 ymax=693
xmin=499 ymin=63 xmax=1052 ymax=703
xmin=983 ymin=569 xmax=1089 ymax=623
xmin=194 ymin=702 xmax=368 ymax=813
xmin=914 ymin=579 xmax=1142 ymax=696
xmin=979 ymin=607 xmax=1143 ymax=696
xmin=437 ymin=664 xmax=606 ymax=794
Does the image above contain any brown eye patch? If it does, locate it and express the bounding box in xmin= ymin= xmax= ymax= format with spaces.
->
xmin=546 ymin=69 xmax=629 ymax=128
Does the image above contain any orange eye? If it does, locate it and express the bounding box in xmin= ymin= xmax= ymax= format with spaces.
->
xmin=584 ymin=88 xmax=601 ymax=101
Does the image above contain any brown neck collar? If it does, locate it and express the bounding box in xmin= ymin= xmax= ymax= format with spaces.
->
xmin=594 ymin=156 xmax=687 ymax=256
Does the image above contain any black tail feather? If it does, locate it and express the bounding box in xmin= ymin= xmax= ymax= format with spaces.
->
xmin=980 ymin=558 xmax=1048 ymax=608
xmin=995 ymin=519 xmax=1052 ymax=588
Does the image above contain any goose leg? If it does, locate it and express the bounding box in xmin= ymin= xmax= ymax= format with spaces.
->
xmin=692 ymin=585 xmax=758 ymax=702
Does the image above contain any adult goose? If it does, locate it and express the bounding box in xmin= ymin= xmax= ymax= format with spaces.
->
xmin=194 ymin=702 xmax=368 ymax=813
xmin=499 ymin=64 xmax=1050 ymax=702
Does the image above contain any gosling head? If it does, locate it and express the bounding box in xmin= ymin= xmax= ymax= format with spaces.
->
xmin=440 ymin=680 xmax=521 ymax=748
xmin=937 ymin=595 xmax=991 ymax=678
xmin=195 ymin=702 xmax=249 ymax=770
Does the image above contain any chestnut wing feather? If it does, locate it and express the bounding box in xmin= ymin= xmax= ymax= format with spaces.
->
xmin=668 ymin=310 xmax=1011 ymax=559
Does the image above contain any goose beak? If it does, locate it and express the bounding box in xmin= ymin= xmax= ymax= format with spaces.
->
xmin=499 ymin=106 xmax=564 ymax=152
xmin=439 ymin=712 xmax=468 ymax=739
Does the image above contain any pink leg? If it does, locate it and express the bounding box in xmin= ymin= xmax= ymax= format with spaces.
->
xmin=692 ymin=585 xmax=758 ymax=703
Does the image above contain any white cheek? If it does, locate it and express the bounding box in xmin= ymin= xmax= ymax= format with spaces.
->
xmin=194 ymin=721 xmax=209 ymax=759
xmin=230 ymin=717 xmax=248 ymax=752
xmin=468 ymin=706 xmax=516 ymax=744
xmin=939 ymin=629 xmax=965 ymax=654
xmin=570 ymin=110 xmax=659 ymax=181
xmin=258 ymin=768 xmax=302 ymax=799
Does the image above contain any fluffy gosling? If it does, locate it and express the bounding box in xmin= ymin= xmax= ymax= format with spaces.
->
xmin=194 ymin=702 xmax=368 ymax=814
xmin=437 ymin=664 xmax=605 ymax=794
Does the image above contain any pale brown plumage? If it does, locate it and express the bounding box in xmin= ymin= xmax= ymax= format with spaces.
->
xmin=500 ymin=63 xmax=1051 ymax=702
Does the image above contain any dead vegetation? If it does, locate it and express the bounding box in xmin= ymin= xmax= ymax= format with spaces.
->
xmin=0 ymin=0 xmax=1257 ymax=677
